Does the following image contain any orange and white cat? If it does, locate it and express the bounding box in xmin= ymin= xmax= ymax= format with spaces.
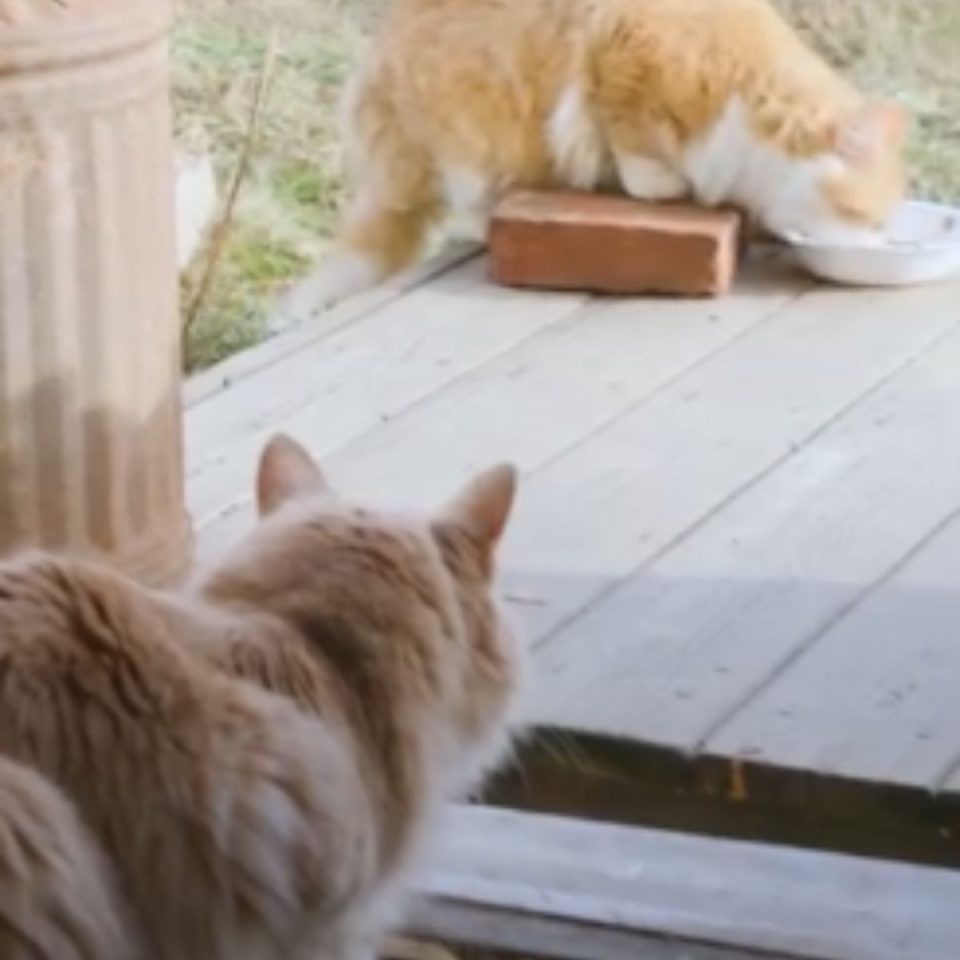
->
xmin=0 ymin=434 xmax=523 ymax=960
xmin=292 ymin=0 xmax=908 ymax=314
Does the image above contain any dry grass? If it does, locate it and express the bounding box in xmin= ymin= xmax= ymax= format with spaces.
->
xmin=172 ymin=0 xmax=960 ymax=371
xmin=172 ymin=0 xmax=385 ymax=370
xmin=775 ymin=0 xmax=960 ymax=201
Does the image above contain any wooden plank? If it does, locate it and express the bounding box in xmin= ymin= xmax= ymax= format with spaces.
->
xmin=192 ymin=251 xmax=807 ymax=562
xmin=311 ymin=255 xmax=805 ymax=504
xmin=184 ymin=243 xmax=479 ymax=407
xmin=409 ymin=900 xmax=771 ymax=960
xmin=186 ymin=257 xmax=589 ymax=529
xmin=406 ymin=805 xmax=960 ymax=960
xmin=707 ymin=504 xmax=960 ymax=789
xmin=530 ymin=325 xmax=960 ymax=760
xmin=383 ymin=938 xmax=460 ymax=960
xmin=499 ymin=280 xmax=959 ymax=644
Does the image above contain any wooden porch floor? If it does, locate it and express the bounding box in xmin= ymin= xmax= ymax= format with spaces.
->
xmin=185 ymin=243 xmax=960 ymax=865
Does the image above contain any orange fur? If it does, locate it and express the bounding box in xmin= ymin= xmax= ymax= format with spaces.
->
xmin=304 ymin=0 xmax=907 ymax=309
xmin=0 ymin=434 xmax=523 ymax=960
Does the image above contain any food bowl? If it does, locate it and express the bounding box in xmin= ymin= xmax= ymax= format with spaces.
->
xmin=785 ymin=200 xmax=960 ymax=287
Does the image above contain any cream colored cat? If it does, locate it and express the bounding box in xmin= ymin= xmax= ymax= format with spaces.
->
xmin=291 ymin=0 xmax=907 ymax=314
xmin=0 ymin=757 xmax=132 ymax=960
xmin=0 ymin=434 xmax=523 ymax=960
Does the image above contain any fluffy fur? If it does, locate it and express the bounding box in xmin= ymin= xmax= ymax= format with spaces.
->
xmin=302 ymin=0 xmax=908 ymax=311
xmin=0 ymin=434 xmax=523 ymax=960
xmin=0 ymin=757 xmax=131 ymax=960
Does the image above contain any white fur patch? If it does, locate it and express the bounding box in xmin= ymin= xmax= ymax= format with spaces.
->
xmin=680 ymin=97 xmax=880 ymax=244
xmin=547 ymin=84 xmax=612 ymax=189
xmin=272 ymin=250 xmax=380 ymax=329
xmin=615 ymin=152 xmax=688 ymax=201
xmin=442 ymin=167 xmax=492 ymax=241
xmin=442 ymin=167 xmax=490 ymax=212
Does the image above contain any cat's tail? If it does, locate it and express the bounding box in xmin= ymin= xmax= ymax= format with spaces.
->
xmin=275 ymin=193 xmax=440 ymax=328
xmin=0 ymin=756 xmax=135 ymax=960
xmin=274 ymin=70 xmax=442 ymax=328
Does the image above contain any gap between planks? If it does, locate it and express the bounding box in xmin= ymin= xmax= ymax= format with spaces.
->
xmin=184 ymin=243 xmax=481 ymax=408
xmin=186 ymin=256 xmax=593 ymax=531
xmin=503 ymin=279 xmax=960 ymax=647
xmin=707 ymin=498 xmax=960 ymax=790
xmin=189 ymin=248 xmax=808 ymax=561
xmin=527 ymin=318 xmax=960 ymax=767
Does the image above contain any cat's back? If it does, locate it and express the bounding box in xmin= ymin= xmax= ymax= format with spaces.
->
xmin=369 ymin=0 xmax=581 ymax=95
xmin=0 ymin=755 xmax=133 ymax=960
xmin=589 ymin=0 xmax=846 ymax=82
xmin=0 ymin=553 xmax=379 ymax=960
xmin=585 ymin=0 xmax=854 ymax=144
xmin=0 ymin=552 xmax=218 ymax=735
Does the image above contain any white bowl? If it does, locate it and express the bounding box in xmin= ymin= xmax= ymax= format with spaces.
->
xmin=786 ymin=201 xmax=960 ymax=287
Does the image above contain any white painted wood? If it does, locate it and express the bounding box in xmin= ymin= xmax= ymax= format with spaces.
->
xmin=409 ymin=806 xmax=960 ymax=960
xmin=183 ymin=243 xmax=960 ymax=813
xmin=186 ymin=257 xmax=589 ymax=530
xmin=184 ymin=244 xmax=479 ymax=408
xmin=190 ymin=254 xmax=806 ymax=563
xmin=499 ymin=280 xmax=959 ymax=645
xmin=312 ymin=255 xmax=805 ymax=505
xmin=532 ymin=325 xmax=960 ymax=759
xmin=707 ymin=501 xmax=960 ymax=786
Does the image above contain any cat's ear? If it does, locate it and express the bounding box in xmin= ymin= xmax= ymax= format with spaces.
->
xmin=835 ymin=100 xmax=908 ymax=164
xmin=441 ymin=463 xmax=518 ymax=551
xmin=256 ymin=433 xmax=328 ymax=516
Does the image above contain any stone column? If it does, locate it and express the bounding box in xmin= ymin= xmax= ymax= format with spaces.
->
xmin=0 ymin=0 xmax=193 ymax=584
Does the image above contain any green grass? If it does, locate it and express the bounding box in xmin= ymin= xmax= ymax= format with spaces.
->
xmin=172 ymin=0 xmax=382 ymax=371
xmin=172 ymin=0 xmax=960 ymax=371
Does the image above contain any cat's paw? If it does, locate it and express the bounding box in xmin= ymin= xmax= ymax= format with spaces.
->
xmin=445 ymin=209 xmax=490 ymax=243
xmin=270 ymin=252 xmax=380 ymax=333
xmin=268 ymin=285 xmax=329 ymax=334
xmin=616 ymin=153 xmax=688 ymax=201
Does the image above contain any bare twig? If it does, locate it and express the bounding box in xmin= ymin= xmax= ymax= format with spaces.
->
xmin=182 ymin=31 xmax=279 ymax=359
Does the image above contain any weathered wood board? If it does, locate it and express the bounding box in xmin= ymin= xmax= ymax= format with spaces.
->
xmin=187 ymin=247 xmax=960 ymax=863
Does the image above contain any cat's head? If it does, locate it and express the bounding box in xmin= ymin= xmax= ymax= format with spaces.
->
xmin=772 ymin=100 xmax=909 ymax=245
xmin=239 ymin=433 xmax=525 ymax=792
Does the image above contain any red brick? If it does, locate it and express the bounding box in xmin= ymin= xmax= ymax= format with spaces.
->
xmin=487 ymin=190 xmax=742 ymax=297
